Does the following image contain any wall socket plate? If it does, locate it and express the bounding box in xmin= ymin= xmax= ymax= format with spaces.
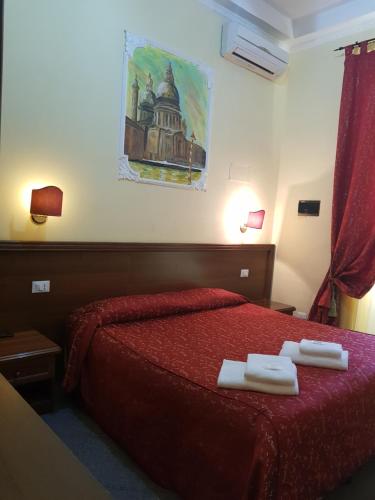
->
xmin=32 ymin=280 xmax=50 ymax=293
xmin=240 ymin=269 xmax=249 ymax=278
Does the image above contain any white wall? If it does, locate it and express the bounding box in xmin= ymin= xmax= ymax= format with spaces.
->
xmin=0 ymin=0 xmax=278 ymax=244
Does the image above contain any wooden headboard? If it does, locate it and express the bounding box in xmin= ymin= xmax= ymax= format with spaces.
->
xmin=0 ymin=242 xmax=275 ymax=345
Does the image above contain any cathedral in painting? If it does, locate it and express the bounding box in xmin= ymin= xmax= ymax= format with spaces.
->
xmin=124 ymin=63 xmax=206 ymax=168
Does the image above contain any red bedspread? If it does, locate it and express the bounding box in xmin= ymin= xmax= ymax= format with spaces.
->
xmin=64 ymin=288 xmax=375 ymax=500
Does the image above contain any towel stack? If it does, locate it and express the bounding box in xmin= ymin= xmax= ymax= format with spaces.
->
xmin=217 ymin=339 xmax=349 ymax=396
xmin=217 ymin=354 xmax=299 ymax=395
xmin=279 ymin=339 xmax=348 ymax=371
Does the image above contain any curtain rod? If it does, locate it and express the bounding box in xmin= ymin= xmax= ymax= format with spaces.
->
xmin=334 ymin=37 xmax=375 ymax=52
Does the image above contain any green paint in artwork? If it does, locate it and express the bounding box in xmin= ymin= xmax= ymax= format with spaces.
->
xmin=130 ymin=161 xmax=201 ymax=185
xmin=127 ymin=45 xmax=209 ymax=148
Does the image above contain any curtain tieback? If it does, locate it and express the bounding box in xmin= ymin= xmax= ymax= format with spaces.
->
xmin=328 ymin=283 xmax=338 ymax=317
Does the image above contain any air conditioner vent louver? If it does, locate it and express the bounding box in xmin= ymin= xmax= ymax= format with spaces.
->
xmin=221 ymin=22 xmax=289 ymax=80
xmin=232 ymin=51 xmax=275 ymax=75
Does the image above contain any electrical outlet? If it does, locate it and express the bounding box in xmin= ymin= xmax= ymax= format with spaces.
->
xmin=32 ymin=280 xmax=50 ymax=293
xmin=240 ymin=269 xmax=249 ymax=278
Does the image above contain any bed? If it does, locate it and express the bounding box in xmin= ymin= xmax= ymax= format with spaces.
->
xmin=63 ymin=287 xmax=375 ymax=500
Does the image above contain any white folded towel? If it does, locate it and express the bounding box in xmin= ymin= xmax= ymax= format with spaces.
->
xmin=300 ymin=339 xmax=343 ymax=359
xmin=217 ymin=359 xmax=299 ymax=395
xmin=280 ymin=341 xmax=348 ymax=371
xmin=245 ymin=354 xmax=297 ymax=386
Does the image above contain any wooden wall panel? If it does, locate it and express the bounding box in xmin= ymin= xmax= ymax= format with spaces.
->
xmin=0 ymin=242 xmax=275 ymax=345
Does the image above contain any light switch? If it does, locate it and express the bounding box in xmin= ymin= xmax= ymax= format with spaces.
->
xmin=240 ymin=269 xmax=249 ymax=278
xmin=32 ymin=280 xmax=50 ymax=293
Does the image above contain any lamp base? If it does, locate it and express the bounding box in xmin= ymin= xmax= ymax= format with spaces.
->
xmin=240 ymin=225 xmax=248 ymax=233
xmin=31 ymin=214 xmax=48 ymax=225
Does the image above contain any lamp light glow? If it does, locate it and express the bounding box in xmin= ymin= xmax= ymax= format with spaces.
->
xmin=240 ymin=210 xmax=265 ymax=233
xmin=30 ymin=186 xmax=63 ymax=224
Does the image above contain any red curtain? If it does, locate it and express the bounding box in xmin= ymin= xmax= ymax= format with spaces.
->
xmin=309 ymin=43 xmax=375 ymax=324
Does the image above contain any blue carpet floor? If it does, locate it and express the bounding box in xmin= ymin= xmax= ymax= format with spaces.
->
xmin=43 ymin=407 xmax=177 ymax=500
xmin=43 ymin=407 xmax=375 ymax=499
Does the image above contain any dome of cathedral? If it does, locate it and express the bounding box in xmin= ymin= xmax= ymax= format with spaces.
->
xmin=156 ymin=63 xmax=180 ymax=104
xmin=156 ymin=81 xmax=179 ymax=101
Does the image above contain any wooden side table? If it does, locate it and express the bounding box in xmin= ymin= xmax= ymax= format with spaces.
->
xmin=251 ymin=299 xmax=296 ymax=316
xmin=0 ymin=330 xmax=61 ymax=413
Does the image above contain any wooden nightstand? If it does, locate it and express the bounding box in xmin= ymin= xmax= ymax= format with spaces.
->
xmin=0 ymin=330 xmax=61 ymax=413
xmin=251 ymin=299 xmax=296 ymax=316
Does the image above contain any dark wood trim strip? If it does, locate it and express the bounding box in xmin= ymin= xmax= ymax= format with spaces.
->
xmin=0 ymin=241 xmax=275 ymax=253
xmin=0 ymin=347 xmax=61 ymax=363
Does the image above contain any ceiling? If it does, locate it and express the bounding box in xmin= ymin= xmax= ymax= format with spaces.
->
xmin=262 ymin=0 xmax=355 ymax=20
xmin=204 ymin=0 xmax=375 ymax=50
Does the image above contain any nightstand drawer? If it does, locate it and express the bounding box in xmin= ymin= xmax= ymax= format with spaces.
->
xmin=0 ymin=356 xmax=54 ymax=386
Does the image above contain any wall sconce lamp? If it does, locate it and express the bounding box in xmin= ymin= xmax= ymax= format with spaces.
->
xmin=30 ymin=186 xmax=63 ymax=224
xmin=240 ymin=210 xmax=265 ymax=233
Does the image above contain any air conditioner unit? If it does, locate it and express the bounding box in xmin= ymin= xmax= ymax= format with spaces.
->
xmin=221 ymin=22 xmax=288 ymax=80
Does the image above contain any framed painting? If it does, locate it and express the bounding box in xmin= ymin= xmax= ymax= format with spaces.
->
xmin=118 ymin=32 xmax=213 ymax=190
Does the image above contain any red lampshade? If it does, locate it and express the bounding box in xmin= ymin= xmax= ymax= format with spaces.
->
xmin=30 ymin=186 xmax=63 ymax=216
xmin=246 ymin=210 xmax=265 ymax=229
